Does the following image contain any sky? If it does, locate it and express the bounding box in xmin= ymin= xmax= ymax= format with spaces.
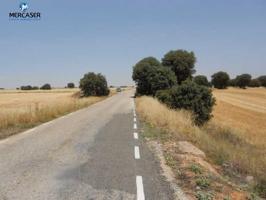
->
xmin=0 ymin=0 xmax=266 ymax=88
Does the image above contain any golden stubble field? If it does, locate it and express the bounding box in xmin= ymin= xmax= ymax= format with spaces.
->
xmin=0 ymin=89 xmax=111 ymax=139
xmin=212 ymin=87 xmax=266 ymax=146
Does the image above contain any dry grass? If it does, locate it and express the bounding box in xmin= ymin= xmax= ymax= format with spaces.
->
xmin=136 ymin=91 xmax=266 ymax=186
xmin=0 ymin=89 xmax=112 ymax=139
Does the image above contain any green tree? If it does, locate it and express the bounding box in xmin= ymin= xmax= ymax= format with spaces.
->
xmin=249 ymin=79 xmax=261 ymax=87
xmin=32 ymin=86 xmax=39 ymax=90
xmin=162 ymin=50 xmax=196 ymax=84
xmin=235 ymin=74 xmax=252 ymax=89
xmin=21 ymin=85 xmax=32 ymax=90
xmin=258 ymin=76 xmax=266 ymax=87
xmin=193 ymin=75 xmax=209 ymax=87
xmin=79 ymin=72 xmax=109 ymax=96
xmin=156 ymin=81 xmax=215 ymax=125
xmin=132 ymin=57 xmax=176 ymax=96
xmin=67 ymin=82 xmax=75 ymax=88
xmin=228 ymin=79 xmax=236 ymax=87
xmin=211 ymin=71 xmax=230 ymax=89
xmin=40 ymin=84 xmax=51 ymax=90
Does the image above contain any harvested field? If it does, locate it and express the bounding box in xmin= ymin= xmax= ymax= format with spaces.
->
xmin=0 ymin=89 xmax=112 ymax=139
xmin=212 ymin=87 xmax=266 ymax=146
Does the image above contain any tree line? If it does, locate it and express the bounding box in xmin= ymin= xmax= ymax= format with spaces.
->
xmin=132 ymin=49 xmax=265 ymax=126
xmin=195 ymin=72 xmax=266 ymax=89
xmin=20 ymin=83 xmax=53 ymax=90
xmin=18 ymin=72 xmax=110 ymax=97
xmin=19 ymin=83 xmax=75 ymax=90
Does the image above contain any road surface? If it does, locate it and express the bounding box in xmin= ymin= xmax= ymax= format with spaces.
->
xmin=0 ymin=90 xmax=174 ymax=200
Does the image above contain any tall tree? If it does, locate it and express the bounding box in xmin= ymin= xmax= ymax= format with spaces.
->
xmin=211 ymin=71 xmax=230 ymax=89
xmin=67 ymin=82 xmax=75 ymax=88
xmin=162 ymin=50 xmax=196 ymax=84
xmin=79 ymin=72 xmax=109 ymax=96
xmin=249 ymin=79 xmax=261 ymax=87
xmin=40 ymin=84 xmax=51 ymax=90
xmin=258 ymin=76 xmax=266 ymax=87
xmin=132 ymin=57 xmax=176 ymax=96
xmin=235 ymin=74 xmax=252 ymax=89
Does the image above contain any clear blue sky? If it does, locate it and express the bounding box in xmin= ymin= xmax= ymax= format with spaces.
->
xmin=1 ymin=0 xmax=266 ymax=88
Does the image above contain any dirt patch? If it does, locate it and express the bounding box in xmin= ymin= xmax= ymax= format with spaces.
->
xmin=177 ymin=141 xmax=206 ymax=158
xmin=142 ymin=124 xmax=251 ymax=200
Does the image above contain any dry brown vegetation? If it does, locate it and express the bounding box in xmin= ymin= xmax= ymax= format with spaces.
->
xmin=136 ymin=88 xmax=266 ymax=197
xmin=0 ymin=89 xmax=112 ymax=139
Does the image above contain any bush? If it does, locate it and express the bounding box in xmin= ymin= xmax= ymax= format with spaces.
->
xmin=156 ymin=81 xmax=215 ymax=125
xmin=235 ymin=74 xmax=252 ymax=89
xmin=132 ymin=57 xmax=176 ymax=96
xmin=211 ymin=71 xmax=230 ymax=89
xmin=40 ymin=84 xmax=51 ymax=90
xmin=249 ymin=79 xmax=261 ymax=87
xmin=79 ymin=72 xmax=109 ymax=96
xmin=258 ymin=76 xmax=266 ymax=87
xmin=67 ymin=82 xmax=75 ymax=88
xmin=196 ymin=176 xmax=211 ymax=188
xmin=193 ymin=75 xmax=209 ymax=87
xmin=155 ymin=89 xmax=172 ymax=106
xmin=196 ymin=191 xmax=213 ymax=200
xmin=162 ymin=50 xmax=196 ymax=84
xmin=255 ymin=180 xmax=266 ymax=198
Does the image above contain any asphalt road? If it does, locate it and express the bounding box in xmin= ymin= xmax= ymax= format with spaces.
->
xmin=0 ymin=90 xmax=174 ymax=200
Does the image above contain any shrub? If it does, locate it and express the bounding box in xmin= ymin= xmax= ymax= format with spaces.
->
xmin=254 ymin=180 xmax=266 ymax=198
xmin=249 ymin=79 xmax=261 ymax=87
xmin=211 ymin=71 xmax=230 ymax=89
xmin=190 ymin=164 xmax=203 ymax=174
xmin=40 ymin=84 xmax=51 ymax=90
xmin=155 ymin=89 xmax=172 ymax=106
xmin=258 ymin=76 xmax=266 ymax=87
xmin=132 ymin=57 xmax=176 ymax=96
xmin=235 ymin=74 xmax=252 ymax=89
xmin=162 ymin=50 xmax=196 ymax=84
xmin=67 ymin=82 xmax=75 ymax=88
xmin=156 ymin=81 xmax=215 ymax=125
xmin=79 ymin=72 xmax=109 ymax=96
xmin=193 ymin=75 xmax=209 ymax=87
xmin=196 ymin=191 xmax=213 ymax=200
xmin=196 ymin=176 xmax=211 ymax=188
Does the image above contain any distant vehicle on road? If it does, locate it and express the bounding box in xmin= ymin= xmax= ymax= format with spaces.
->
xmin=116 ymin=87 xmax=122 ymax=92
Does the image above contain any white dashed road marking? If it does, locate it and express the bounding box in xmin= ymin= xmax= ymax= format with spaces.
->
xmin=133 ymin=100 xmax=145 ymax=200
xmin=134 ymin=132 xmax=139 ymax=140
xmin=136 ymin=176 xmax=145 ymax=200
xmin=134 ymin=146 xmax=140 ymax=159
